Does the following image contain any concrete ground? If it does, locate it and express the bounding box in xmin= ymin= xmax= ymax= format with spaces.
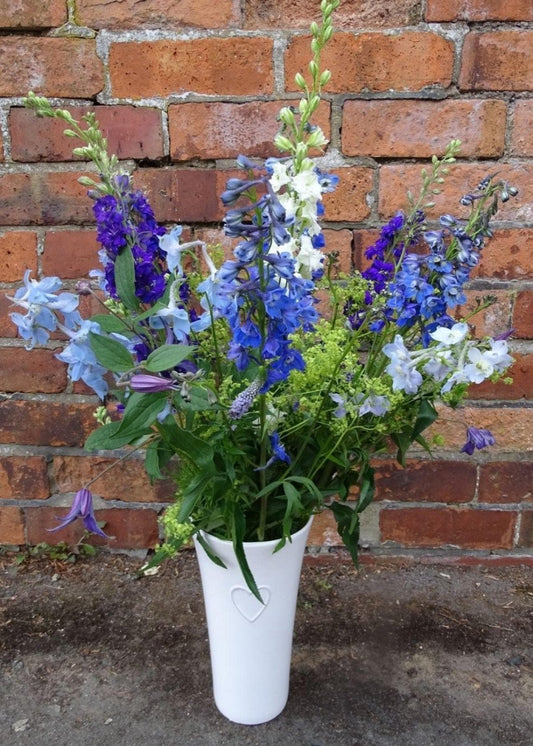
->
xmin=1 ymin=550 xmax=532 ymax=745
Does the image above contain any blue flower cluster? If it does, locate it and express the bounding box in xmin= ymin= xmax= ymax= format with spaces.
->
xmin=93 ymin=175 xmax=167 ymax=304
xmin=212 ymin=157 xmax=324 ymax=390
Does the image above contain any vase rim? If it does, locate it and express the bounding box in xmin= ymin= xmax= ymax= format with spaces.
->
xmin=198 ymin=513 xmax=314 ymax=550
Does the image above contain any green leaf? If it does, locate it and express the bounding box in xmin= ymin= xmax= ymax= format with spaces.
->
xmin=145 ymin=344 xmax=196 ymax=373
xmin=144 ymin=439 xmax=174 ymax=481
xmin=85 ymin=421 xmax=123 ymax=451
xmin=114 ymin=392 xmax=168 ymax=443
xmin=232 ymin=504 xmax=263 ymax=603
xmin=356 ymin=465 xmax=375 ymax=514
xmin=89 ymin=331 xmax=134 ymax=372
xmin=90 ymin=314 xmax=129 ymax=333
xmin=158 ymin=419 xmax=214 ymax=469
xmin=328 ymin=501 xmax=360 ymax=566
xmin=114 ymin=246 xmax=139 ymax=311
xmin=195 ymin=533 xmax=227 ymax=569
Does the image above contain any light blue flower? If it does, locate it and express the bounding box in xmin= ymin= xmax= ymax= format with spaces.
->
xmin=56 ymin=320 xmax=108 ymax=399
xmin=158 ymin=226 xmax=184 ymax=274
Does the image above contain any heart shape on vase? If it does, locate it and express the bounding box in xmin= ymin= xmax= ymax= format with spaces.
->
xmin=230 ymin=585 xmax=271 ymax=623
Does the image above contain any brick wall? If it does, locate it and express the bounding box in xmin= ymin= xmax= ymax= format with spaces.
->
xmin=0 ymin=0 xmax=531 ymax=563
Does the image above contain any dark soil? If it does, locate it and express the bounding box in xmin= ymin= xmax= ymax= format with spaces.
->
xmin=1 ymin=550 xmax=532 ymax=745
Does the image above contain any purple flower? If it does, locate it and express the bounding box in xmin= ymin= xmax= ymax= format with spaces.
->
xmin=460 ymin=427 xmax=496 ymax=455
xmin=48 ymin=488 xmax=109 ymax=538
xmin=129 ymin=374 xmax=177 ymax=393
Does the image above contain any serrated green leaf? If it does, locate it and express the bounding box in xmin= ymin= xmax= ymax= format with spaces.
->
xmin=89 ymin=331 xmax=134 ymax=372
xmin=145 ymin=344 xmax=196 ymax=373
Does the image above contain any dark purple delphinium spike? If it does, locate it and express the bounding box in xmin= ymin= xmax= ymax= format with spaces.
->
xmin=48 ymin=488 xmax=109 ymax=538
xmin=92 ymin=175 xmax=166 ymax=304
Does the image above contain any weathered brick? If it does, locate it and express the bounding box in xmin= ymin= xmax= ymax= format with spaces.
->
xmin=78 ymin=0 xmax=238 ymax=28
xmin=52 ymin=456 xmax=175 ymax=503
xmin=0 ymin=293 xmax=18 ymax=337
xmin=459 ymin=31 xmax=533 ymax=92
xmin=169 ymin=100 xmax=330 ymax=161
xmin=518 ymin=511 xmax=533 ymax=548
xmin=0 ymin=506 xmax=25 ymax=545
xmin=134 ymin=167 xmax=223 ymax=224
xmin=467 ymin=353 xmax=533 ymax=402
xmin=380 ymin=507 xmax=516 ymax=549
xmin=0 ymin=401 xmax=97 ymax=447
xmin=426 ymin=0 xmax=533 ymax=21
xmin=0 ymin=0 xmax=66 ymax=28
xmin=374 ymin=460 xmax=476 ymax=502
xmin=378 ymin=163 xmax=533 ymax=223
xmin=322 ymin=229 xmax=353 ymax=274
xmin=246 ymin=0 xmax=420 ymax=28
xmin=308 ymin=507 xmax=342 ymax=547
xmin=10 ymin=106 xmax=164 ymax=163
xmin=25 ymin=505 xmax=159 ymax=549
xmin=0 ymin=171 xmax=94 ymax=226
xmin=513 ymin=291 xmax=533 ymax=339
xmin=0 ymin=348 xmax=67 ymax=394
xmin=0 ymin=456 xmax=49 ymax=500
xmin=479 ymin=462 xmax=533 ymax=504
xmin=456 ymin=289 xmax=513 ymax=339
xmin=0 ymin=38 xmax=103 ymax=98
xmin=474 ymin=229 xmax=533 ymax=281
xmin=342 ymin=99 xmax=506 ymax=158
xmin=511 ymin=100 xmax=533 ymax=157
xmin=42 ymin=230 xmax=100 ymax=279
xmin=322 ymin=167 xmax=374 ymax=222
xmin=0 ymin=231 xmax=37 ymax=282
xmin=425 ymin=406 xmax=533 ymax=453
xmin=285 ymin=32 xmax=454 ymax=93
xmin=110 ymin=38 xmax=273 ymax=99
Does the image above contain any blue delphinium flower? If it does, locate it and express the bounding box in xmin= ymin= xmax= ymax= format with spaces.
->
xmin=48 ymin=488 xmax=109 ymax=537
xmin=56 ymin=320 xmax=109 ymax=399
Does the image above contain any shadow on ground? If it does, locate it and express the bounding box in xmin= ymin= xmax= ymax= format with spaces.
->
xmin=1 ymin=551 xmax=532 ymax=746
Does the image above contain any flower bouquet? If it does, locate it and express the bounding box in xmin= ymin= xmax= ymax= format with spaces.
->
xmin=10 ymin=0 xmax=516 ymax=603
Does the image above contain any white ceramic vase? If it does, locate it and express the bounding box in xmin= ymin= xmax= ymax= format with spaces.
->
xmin=193 ymin=516 xmax=313 ymax=725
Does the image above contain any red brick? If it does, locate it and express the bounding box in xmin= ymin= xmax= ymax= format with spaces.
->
xmin=374 ymin=460 xmax=476 ymax=503
xmin=425 ymin=406 xmax=532 ymax=453
xmin=342 ymin=99 xmax=506 ymax=159
xmin=479 ymin=462 xmax=533 ymax=504
xmin=455 ymin=289 xmax=512 ymax=339
xmin=42 ymin=230 xmax=100 ymax=278
xmin=0 ymin=171 xmax=94 ymax=226
xmin=474 ymin=229 xmax=533 ymax=281
xmin=322 ymin=167 xmax=374 ymax=222
xmin=459 ymin=31 xmax=533 ymax=92
xmin=110 ymin=38 xmax=273 ymax=99
xmin=0 ymin=401 xmax=97 ymax=447
xmin=518 ymin=511 xmax=533 ymax=548
xmin=0 ymin=292 xmax=18 ymax=337
xmin=322 ymin=229 xmax=353 ymax=274
xmin=0 ymin=506 xmax=25 ymax=545
xmin=0 ymin=456 xmax=49 ymax=500
xmin=513 ymin=291 xmax=533 ymax=339
xmin=308 ymin=508 xmax=342 ymax=547
xmin=78 ymin=0 xmax=238 ymax=28
xmin=25 ymin=505 xmax=159 ymax=549
xmin=380 ymin=507 xmax=516 ymax=549
xmin=0 ymin=38 xmax=103 ymax=98
xmin=246 ymin=0 xmax=420 ymax=28
xmin=169 ymin=100 xmax=330 ymax=161
xmin=0 ymin=0 xmax=66 ymax=28
xmin=52 ymin=456 xmax=175 ymax=503
xmin=10 ymin=106 xmax=164 ymax=163
xmin=511 ymin=100 xmax=533 ymax=157
xmin=0 ymin=231 xmax=37 ymax=282
xmin=285 ymin=32 xmax=454 ymax=93
xmin=134 ymin=167 xmax=223 ymax=224
xmin=0 ymin=348 xmax=67 ymax=394
xmin=467 ymin=353 xmax=533 ymax=402
xmin=427 ymin=0 xmax=533 ymax=21
xmin=378 ymin=162 xmax=532 ymax=223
